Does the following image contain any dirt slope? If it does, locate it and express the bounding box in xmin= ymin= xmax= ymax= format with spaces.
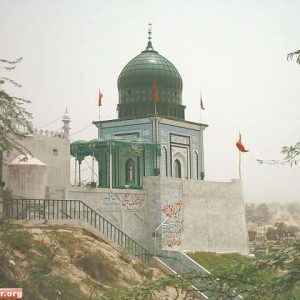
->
xmin=0 ymin=221 xmax=194 ymax=300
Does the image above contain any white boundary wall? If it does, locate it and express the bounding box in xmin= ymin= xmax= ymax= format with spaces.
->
xmin=2 ymin=129 xmax=70 ymax=191
xmin=144 ymin=177 xmax=248 ymax=254
xmin=46 ymin=177 xmax=248 ymax=254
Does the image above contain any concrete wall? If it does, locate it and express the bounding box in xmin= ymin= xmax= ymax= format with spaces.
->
xmin=46 ymin=177 xmax=248 ymax=254
xmin=8 ymin=164 xmax=47 ymax=199
xmin=144 ymin=177 xmax=248 ymax=254
xmin=47 ymin=186 xmax=146 ymax=244
xmin=2 ymin=128 xmax=70 ymax=189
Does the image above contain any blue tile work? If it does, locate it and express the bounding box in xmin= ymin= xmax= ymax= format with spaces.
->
xmin=98 ymin=118 xmax=204 ymax=180
xmin=158 ymin=123 xmax=204 ymax=179
xmin=99 ymin=119 xmax=153 ymax=142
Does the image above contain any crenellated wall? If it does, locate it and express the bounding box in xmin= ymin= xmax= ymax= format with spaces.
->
xmin=2 ymin=127 xmax=70 ymax=191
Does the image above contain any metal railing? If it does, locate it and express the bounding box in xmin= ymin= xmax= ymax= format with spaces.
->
xmin=3 ymin=198 xmax=150 ymax=263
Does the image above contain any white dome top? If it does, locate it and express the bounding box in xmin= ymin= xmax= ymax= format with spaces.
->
xmin=9 ymin=155 xmax=46 ymax=166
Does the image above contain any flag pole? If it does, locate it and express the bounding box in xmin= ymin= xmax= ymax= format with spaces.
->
xmin=98 ymin=88 xmax=101 ymax=121
xmin=200 ymin=91 xmax=202 ymax=123
xmin=239 ymin=149 xmax=241 ymax=180
xmin=238 ymin=132 xmax=242 ymax=180
xmin=98 ymin=104 xmax=101 ymax=122
xmin=98 ymin=89 xmax=102 ymax=139
xmin=98 ymin=104 xmax=101 ymax=138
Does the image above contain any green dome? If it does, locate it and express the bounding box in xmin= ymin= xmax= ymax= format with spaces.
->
xmin=117 ymin=40 xmax=185 ymax=120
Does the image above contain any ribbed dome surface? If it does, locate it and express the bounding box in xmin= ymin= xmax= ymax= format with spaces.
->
xmin=118 ymin=45 xmax=182 ymax=101
xmin=117 ymin=40 xmax=185 ymax=120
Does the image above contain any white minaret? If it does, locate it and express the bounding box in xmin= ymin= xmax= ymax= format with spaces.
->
xmin=62 ymin=107 xmax=71 ymax=138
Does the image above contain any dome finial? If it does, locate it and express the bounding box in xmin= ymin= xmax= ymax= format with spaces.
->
xmin=148 ymin=23 xmax=152 ymax=41
xmin=145 ymin=23 xmax=155 ymax=52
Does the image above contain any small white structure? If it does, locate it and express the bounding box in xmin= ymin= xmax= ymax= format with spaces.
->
xmin=1 ymin=110 xmax=71 ymax=193
xmin=7 ymin=155 xmax=47 ymax=199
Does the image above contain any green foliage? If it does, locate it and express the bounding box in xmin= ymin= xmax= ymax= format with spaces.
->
xmin=114 ymin=242 xmax=300 ymax=299
xmin=189 ymin=252 xmax=252 ymax=271
xmin=246 ymin=203 xmax=270 ymax=223
xmin=0 ymin=188 xmax=12 ymax=199
xmin=1 ymin=229 xmax=33 ymax=253
xmin=266 ymin=222 xmax=299 ymax=241
xmin=33 ymin=240 xmax=53 ymax=258
xmin=27 ymin=273 xmax=86 ymax=300
xmin=257 ymin=141 xmax=300 ymax=166
xmin=281 ymin=142 xmax=300 ymax=166
xmin=119 ymin=249 xmax=132 ymax=263
xmin=32 ymin=257 xmax=53 ymax=275
xmin=132 ymin=261 xmax=153 ymax=280
xmin=48 ymin=230 xmax=81 ymax=258
xmin=101 ymin=272 xmax=196 ymax=300
xmin=76 ymin=250 xmax=119 ymax=283
xmin=0 ymin=58 xmax=33 ymax=153
xmin=287 ymin=50 xmax=300 ymax=65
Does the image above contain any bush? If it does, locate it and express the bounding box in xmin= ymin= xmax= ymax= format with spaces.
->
xmin=119 ymin=250 xmax=131 ymax=263
xmin=29 ymin=274 xmax=86 ymax=300
xmin=49 ymin=231 xmax=80 ymax=257
xmin=2 ymin=230 xmax=33 ymax=253
xmin=132 ymin=261 xmax=153 ymax=280
xmin=33 ymin=240 xmax=53 ymax=258
xmin=76 ymin=251 xmax=119 ymax=283
xmin=32 ymin=257 xmax=53 ymax=275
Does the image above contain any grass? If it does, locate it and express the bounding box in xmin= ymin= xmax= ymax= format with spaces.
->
xmin=188 ymin=252 xmax=253 ymax=271
xmin=132 ymin=261 xmax=153 ymax=280
xmin=48 ymin=230 xmax=82 ymax=258
xmin=32 ymin=257 xmax=53 ymax=275
xmin=188 ymin=252 xmax=300 ymax=300
xmin=27 ymin=274 xmax=86 ymax=300
xmin=33 ymin=240 xmax=53 ymax=258
xmin=76 ymin=250 xmax=119 ymax=283
xmin=1 ymin=229 xmax=33 ymax=253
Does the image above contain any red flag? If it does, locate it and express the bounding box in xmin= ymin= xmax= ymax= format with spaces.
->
xmin=236 ymin=133 xmax=249 ymax=152
xmin=98 ymin=89 xmax=103 ymax=107
xmin=152 ymin=80 xmax=159 ymax=103
xmin=200 ymin=96 xmax=205 ymax=110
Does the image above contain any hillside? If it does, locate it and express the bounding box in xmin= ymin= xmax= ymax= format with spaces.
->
xmin=0 ymin=221 xmax=189 ymax=300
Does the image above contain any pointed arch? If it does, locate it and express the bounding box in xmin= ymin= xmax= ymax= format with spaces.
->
xmin=193 ymin=151 xmax=199 ymax=179
xmin=161 ymin=146 xmax=168 ymax=176
xmin=173 ymin=159 xmax=182 ymax=178
xmin=125 ymin=158 xmax=135 ymax=184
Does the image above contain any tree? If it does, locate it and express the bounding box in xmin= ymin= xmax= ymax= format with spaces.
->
xmin=0 ymin=58 xmax=32 ymax=153
xmin=103 ymin=241 xmax=300 ymax=299
xmin=281 ymin=143 xmax=300 ymax=166
xmin=257 ymin=51 xmax=300 ymax=166
xmin=256 ymin=203 xmax=269 ymax=223
xmin=287 ymin=50 xmax=300 ymax=65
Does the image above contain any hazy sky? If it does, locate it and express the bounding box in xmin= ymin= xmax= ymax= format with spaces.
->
xmin=1 ymin=0 xmax=299 ymax=202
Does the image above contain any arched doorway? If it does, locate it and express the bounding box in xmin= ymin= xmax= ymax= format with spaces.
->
xmin=193 ymin=151 xmax=199 ymax=179
xmin=173 ymin=159 xmax=181 ymax=178
xmin=161 ymin=146 xmax=168 ymax=176
xmin=125 ymin=158 xmax=135 ymax=184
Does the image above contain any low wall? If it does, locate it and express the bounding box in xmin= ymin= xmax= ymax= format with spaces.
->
xmin=144 ymin=177 xmax=248 ymax=255
xmin=46 ymin=186 xmax=146 ymax=244
xmin=182 ymin=179 xmax=248 ymax=254
xmin=46 ymin=177 xmax=248 ymax=254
